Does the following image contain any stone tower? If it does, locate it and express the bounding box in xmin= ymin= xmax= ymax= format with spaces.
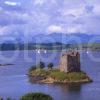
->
xmin=60 ymin=51 xmax=81 ymax=72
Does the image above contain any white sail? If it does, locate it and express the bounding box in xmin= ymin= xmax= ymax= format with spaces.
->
xmin=44 ymin=50 xmax=47 ymax=53
xmin=37 ymin=49 xmax=40 ymax=53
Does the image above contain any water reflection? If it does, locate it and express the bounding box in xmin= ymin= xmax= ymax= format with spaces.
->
xmin=67 ymin=83 xmax=81 ymax=92
xmin=51 ymin=84 xmax=82 ymax=100
xmin=29 ymin=76 xmax=82 ymax=93
xmin=28 ymin=77 xmax=82 ymax=100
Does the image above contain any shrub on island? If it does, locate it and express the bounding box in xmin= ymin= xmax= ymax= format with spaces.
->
xmin=38 ymin=61 xmax=45 ymax=69
xmin=47 ymin=63 xmax=54 ymax=70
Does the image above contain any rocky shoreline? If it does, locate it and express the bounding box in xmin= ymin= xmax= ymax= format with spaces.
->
xmin=40 ymin=77 xmax=92 ymax=84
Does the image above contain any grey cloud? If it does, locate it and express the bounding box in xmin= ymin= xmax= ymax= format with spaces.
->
xmin=0 ymin=0 xmax=100 ymax=35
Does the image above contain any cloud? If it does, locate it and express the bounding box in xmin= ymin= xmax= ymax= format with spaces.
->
xmin=0 ymin=11 xmax=27 ymax=26
xmin=0 ymin=0 xmax=100 ymax=36
xmin=47 ymin=25 xmax=64 ymax=33
xmin=34 ymin=0 xmax=46 ymax=5
xmin=4 ymin=1 xmax=21 ymax=6
xmin=0 ymin=26 xmax=10 ymax=36
xmin=85 ymin=5 xmax=94 ymax=13
xmin=47 ymin=25 xmax=86 ymax=34
xmin=34 ymin=0 xmax=56 ymax=6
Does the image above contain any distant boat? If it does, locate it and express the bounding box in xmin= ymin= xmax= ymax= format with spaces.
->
xmin=37 ymin=49 xmax=40 ymax=54
xmin=44 ymin=50 xmax=47 ymax=53
xmin=35 ymin=49 xmax=47 ymax=54
xmin=86 ymin=51 xmax=89 ymax=54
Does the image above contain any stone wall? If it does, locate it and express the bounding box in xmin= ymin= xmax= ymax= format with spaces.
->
xmin=60 ymin=51 xmax=81 ymax=72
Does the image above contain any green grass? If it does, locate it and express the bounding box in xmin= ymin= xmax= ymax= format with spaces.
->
xmin=29 ymin=68 xmax=89 ymax=82
xmin=66 ymin=72 xmax=88 ymax=81
xmin=49 ymin=70 xmax=88 ymax=81
xmin=50 ymin=70 xmax=68 ymax=81
xmin=29 ymin=68 xmax=50 ymax=77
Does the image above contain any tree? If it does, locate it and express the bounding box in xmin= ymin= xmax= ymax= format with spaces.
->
xmin=20 ymin=92 xmax=53 ymax=100
xmin=38 ymin=61 xmax=45 ymax=69
xmin=47 ymin=63 xmax=54 ymax=70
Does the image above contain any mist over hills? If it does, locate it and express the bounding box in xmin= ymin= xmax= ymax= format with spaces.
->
xmin=0 ymin=33 xmax=100 ymax=51
xmin=0 ymin=33 xmax=100 ymax=44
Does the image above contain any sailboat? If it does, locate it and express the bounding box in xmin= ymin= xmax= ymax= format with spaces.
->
xmin=86 ymin=51 xmax=89 ymax=54
xmin=37 ymin=49 xmax=40 ymax=54
xmin=44 ymin=50 xmax=47 ymax=53
xmin=37 ymin=49 xmax=40 ymax=53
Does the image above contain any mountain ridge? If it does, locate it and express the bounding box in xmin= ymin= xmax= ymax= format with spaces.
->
xmin=1 ymin=33 xmax=100 ymax=44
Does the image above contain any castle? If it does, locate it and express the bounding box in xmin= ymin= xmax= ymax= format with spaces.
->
xmin=60 ymin=51 xmax=81 ymax=72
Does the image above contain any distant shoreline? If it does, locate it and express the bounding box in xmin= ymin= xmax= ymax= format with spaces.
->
xmin=0 ymin=49 xmax=100 ymax=52
xmin=0 ymin=43 xmax=99 ymax=51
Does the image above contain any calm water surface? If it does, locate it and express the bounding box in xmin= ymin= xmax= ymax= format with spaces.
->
xmin=0 ymin=50 xmax=99 ymax=100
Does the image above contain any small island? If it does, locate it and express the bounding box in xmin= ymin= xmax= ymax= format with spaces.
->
xmin=28 ymin=51 xmax=92 ymax=84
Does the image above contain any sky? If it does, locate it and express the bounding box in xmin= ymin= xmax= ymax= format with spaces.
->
xmin=0 ymin=0 xmax=100 ymax=37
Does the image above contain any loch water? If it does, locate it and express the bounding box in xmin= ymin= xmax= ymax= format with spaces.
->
xmin=0 ymin=50 xmax=99 ymax=100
